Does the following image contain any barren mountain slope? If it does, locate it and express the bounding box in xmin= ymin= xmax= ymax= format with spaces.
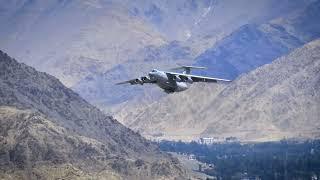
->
xmin=0 ymin=106 xmax=123 ymax=179
xmin=115 ymin=83 xmax=226 ymax=141
xmin=0 ymin=50 xmax=187 ymax=179
xmin=200 ymin=39 xmax=320 ymax=141
xmin=122 ymin=39 xmax=320 ymax=142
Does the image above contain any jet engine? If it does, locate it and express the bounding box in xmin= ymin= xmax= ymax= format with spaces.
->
xmin=142 ymin=76 xmax=155 ymax=83
xmin=176 ymin=82 xmax=188 ymax=92
xmin=186 ymin=77 xmax=193 ymax=84
xmin=172 ymin=75 xmax=182 ymax=82
xmin=141 ymin=76 xmax=149 ymax=82
xmin=133 ymin=78 xmax=143 ymax=85
xmin=180 ymin=76 xmax=193 ymax=83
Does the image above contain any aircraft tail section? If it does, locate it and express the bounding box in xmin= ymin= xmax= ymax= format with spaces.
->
xmin=170 ymin=64 xmax=206 ymax=74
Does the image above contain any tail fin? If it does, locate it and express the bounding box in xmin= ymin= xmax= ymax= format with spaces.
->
xmin=170 ymin=64 xmax=206 ymax=74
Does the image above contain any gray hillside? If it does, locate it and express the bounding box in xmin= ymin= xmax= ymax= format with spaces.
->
xmin=122 ymin=39 xmax=320 ymax=142
xmin=200 ymin=39 xmax=320 ymax=141
xmin=0 ymin=50 xmax=187 ymax=179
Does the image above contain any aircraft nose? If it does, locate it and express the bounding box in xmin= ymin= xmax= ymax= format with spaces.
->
xmin=149 ymin=69 xmax=158 ymax=79
xmin=148 ymin=71 xmax=156 ymax=80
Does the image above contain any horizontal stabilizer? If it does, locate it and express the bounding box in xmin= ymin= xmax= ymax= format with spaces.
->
xmin=170 ymin=64 xmax=207 ymax=74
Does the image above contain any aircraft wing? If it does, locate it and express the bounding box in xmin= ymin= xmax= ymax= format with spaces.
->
xmin=165 ymin=72 xmax=231 ymax=83
xmin=116 ymin=76 xmax=155 ymax=85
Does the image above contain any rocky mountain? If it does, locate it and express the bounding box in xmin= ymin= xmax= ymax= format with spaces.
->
xmin=120 ymin=39 xmax=320 ymax=142
xmin=200 ymin=39 xmax=320 ymax=141
xmin=0 ymin=50 xmax=187 ymax=179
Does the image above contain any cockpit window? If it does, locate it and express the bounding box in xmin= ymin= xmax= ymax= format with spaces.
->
xmin=151 ymin=69 xmax=157 ymax=72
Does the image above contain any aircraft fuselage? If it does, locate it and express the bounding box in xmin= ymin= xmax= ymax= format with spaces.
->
xmin=149 ymin=69 xmax=189 ymax=93
xmin=116 ymin=65 xmax=231 ymax=92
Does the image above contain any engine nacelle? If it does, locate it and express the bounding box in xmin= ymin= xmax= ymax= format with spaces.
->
xmin=172 ymin=75 xmax=182 ymax=82
xmin=186 ymin=77 xmax=193 ymax=84
xmin=134 ymin=78 xmax=143 ymax=85
xmin=180 ymin=76 xmax=193 ymax=84
xmin=175 ymin=82 xmax=189 ymax=92
xmin=141 ymin=76 xmax=149 ymax=82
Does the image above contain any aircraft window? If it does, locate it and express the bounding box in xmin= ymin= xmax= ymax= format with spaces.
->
xmin=152 ymin=69 xmax=157 ymax=72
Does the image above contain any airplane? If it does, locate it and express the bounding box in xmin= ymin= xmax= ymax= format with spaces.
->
xmin=116 ymin=65 xmax=231 ymax=93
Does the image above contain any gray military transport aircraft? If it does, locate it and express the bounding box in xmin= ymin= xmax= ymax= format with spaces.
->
xmin=116 ymin=65 xmax=231 ymax=93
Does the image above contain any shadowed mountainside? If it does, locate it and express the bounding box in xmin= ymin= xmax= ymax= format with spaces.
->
xmin=0 ymin=50 xmax=187 ymax=179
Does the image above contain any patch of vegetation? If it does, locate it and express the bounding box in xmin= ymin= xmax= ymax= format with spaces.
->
xmin=157 ymin=139 xmax=320 ymax=179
